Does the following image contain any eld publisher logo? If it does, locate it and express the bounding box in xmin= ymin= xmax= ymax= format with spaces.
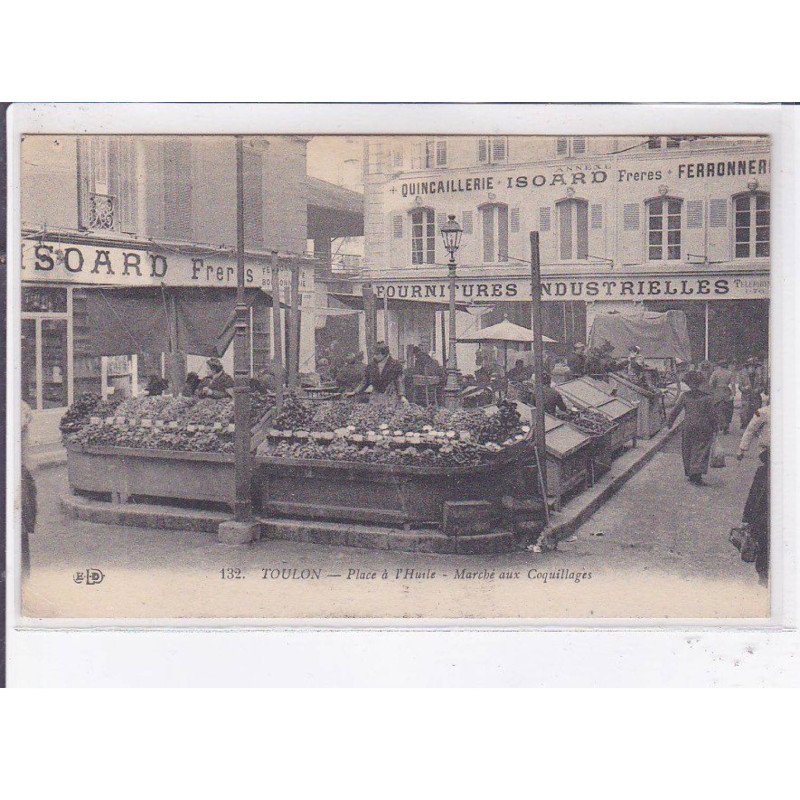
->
xmin=73 ymin=568 xmax=105 ymax=586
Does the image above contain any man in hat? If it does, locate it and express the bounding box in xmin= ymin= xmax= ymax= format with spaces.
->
xmin=200 ymin=357 xmax=234 ymax=398
xmin=346 ymin=343 xmax=407 ymax=406
xmin=567 ymin=342 xmax=587 ymax=378
xmin=667 ymin=370 xmax=717 ymax=485
xmin=738 ymin=357 xmax=765 ymax=429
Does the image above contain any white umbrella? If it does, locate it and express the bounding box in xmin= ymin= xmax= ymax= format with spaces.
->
xmin=458 ymin=319 xmax=557 ymax=371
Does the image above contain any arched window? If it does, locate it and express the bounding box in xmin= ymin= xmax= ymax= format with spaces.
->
xmin=480 ymin=203 xmax=509 ymax=262
xmin=556 ymin=198 xmax=589 ymax=260
xmin=410 ymin=207 xmax=436 ymax=265
xmin=646 ymin=196 xmax=683 ymax=261
xmin=733 ymin=191 xmax=769 ymax=258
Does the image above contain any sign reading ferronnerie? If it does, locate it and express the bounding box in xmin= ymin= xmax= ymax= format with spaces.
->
xmin=21 ymin=239 xmax=315 ymax=293
xmin=373 ymin=273 xmax=769 ymax=302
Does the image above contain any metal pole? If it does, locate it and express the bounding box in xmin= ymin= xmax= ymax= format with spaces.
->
xmin=704 ymin=300 xmax=709 ymax=361
xmin=232 ymin=135 xmax=252 ymax=522
xmin=362 ymin=281 xmax=376 ymax=357
xmin=383 ymin=293 xmax=390 ymax=344
xmin=288 ymin=261 xmax=300 ymax=388
xmin=443 ymin=255 xmax=461 ymax=408
xmin=270 ymin=250 xmax=284 ymax=408
xmin=530 ymin=232 xmax=548 ymax=511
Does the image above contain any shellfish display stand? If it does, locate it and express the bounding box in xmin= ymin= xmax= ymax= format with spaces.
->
xmin=606 ymin=371 xmax=666 ymax=439
xmin=543 ymin=413 xmax=593 ymax=511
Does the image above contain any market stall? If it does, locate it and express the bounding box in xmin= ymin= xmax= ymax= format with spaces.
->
xmin=557 ymin=377 xmax=639 ymax=454
xmin=606 ymin=371 xmax=666 ymax=439
xmin=543 ymin=413 xmax=593 ymax=511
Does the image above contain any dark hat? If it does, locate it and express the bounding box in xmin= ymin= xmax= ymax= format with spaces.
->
xmin=206 ymin=357 xmax=223 ymax=370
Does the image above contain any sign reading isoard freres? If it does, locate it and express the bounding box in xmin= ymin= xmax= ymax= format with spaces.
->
xmin=374 ymin=274 xmax=769 ymax=302
xmin=21 ymin=240 xmax=315 ymax=293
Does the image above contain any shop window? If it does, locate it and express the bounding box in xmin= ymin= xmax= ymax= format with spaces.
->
xmin=478 ymin=137 xmax=508 ymax=164
xmin=425 ymin=139 xmax=447 ymax=168
xmin=22 ymin=286 xmax=67 ymax=313
xmin=411 ymin=208 xmax=436 ymax=265
xmin=40 ymin=319 xmax=70 ymax=409
xmin=481 ymin=203 xmax=509 ymax=262
xmin=647 ymin=197 xmax=682 ymax=261
xmin=734 ymin=192 xmax=770 ymax=258
xmin=78 ymin=136 xmax=138 ymax=233
xmin=557 ymin=198 xmax=589 ymax=260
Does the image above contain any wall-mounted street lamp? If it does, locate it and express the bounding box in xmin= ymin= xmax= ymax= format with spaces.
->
xmin=440 ymin=214 xmax=463 ymax=409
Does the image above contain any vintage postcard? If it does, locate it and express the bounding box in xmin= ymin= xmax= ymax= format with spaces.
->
xmin=7 ymin=104 xmax=783 ymax=623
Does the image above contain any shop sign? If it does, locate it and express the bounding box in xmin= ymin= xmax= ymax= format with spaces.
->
xmin=21 ymin=239 xmax=315 ymax=293
xmin=373 ymin=274 xmax=769 ymax=303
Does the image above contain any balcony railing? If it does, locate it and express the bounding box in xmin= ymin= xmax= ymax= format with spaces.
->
xmin=88 ymin=193 xmax=116 ymax=230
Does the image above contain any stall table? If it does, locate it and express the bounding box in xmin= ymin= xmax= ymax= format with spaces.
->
xmin=607 ymin=371 xmax=666 ymax=439
xmin=544 ymin=413 xmax=593 ymax=511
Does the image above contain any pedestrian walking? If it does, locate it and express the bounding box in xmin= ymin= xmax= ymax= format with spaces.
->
xmin=737 ymin=396 xmax=770 ymax=584
xmin=667 ymin=370 xmax=718 ymax=485
xmin=709 ymin=360 xmax=735 ymax=434
xmin=738 ymin=357 xmax=764 ymax=429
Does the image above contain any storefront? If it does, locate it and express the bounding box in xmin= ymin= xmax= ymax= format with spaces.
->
xmin=21 ymin=231 xmax=316 ymax=445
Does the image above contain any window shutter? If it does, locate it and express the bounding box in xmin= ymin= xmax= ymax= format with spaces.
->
xmin=412 ymin=141 xmax=424 ymax=170
xmin=163 ymin=139 xmax=192 ymax=240
xmin=492 ymin=137 xmax=507 ymax=162
xmin=556 ymin=138 xmax=568 ymax=156
xmin=243 ymin=146 xmax=264 ymax=248
xmin=686 ymin=200 xmax=703 ymax=229
xmin=559 ymin=202 xmax=573 ymax=260
xmin=436 ymin=213 xmax=447 ymax=230
xmin=462 ymin=210 xmax=473 ymax=235
xmin=509 ymin=207 xmax=520 ymax=233
xmin=623 ymin=203 xmax=640 ymax=231
xmin=392 ymin=215 xmax=403 ymax=239
xmin=590 ymin=204 xmax=603 ymax=229
xmin=539 ymin=207 xmax=551 ymax=232
xmin=118 ymin=137 xmax=138 ymax=233
xmin=576 ymin=202 xmax=589 ymax=259
xmin=436 ymin=140 xmax=447 ymax=166
xmin=477 ymin=138 xmax=488 ymax=163
xmin=572 ymin=136 xmax=586 ymax=155
xmin=709 ymin=198 xmax=728 ymax=227
xmin=77 ymin=137 xmax=91 ymax=229
xmin=393 ymin=149 xmax=403 ymax=168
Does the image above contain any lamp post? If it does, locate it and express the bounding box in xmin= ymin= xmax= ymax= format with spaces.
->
xmin=440 ymin=214 xmax=463 ymax=409
xmin=218 ymin=135 xmax=259 ymax=545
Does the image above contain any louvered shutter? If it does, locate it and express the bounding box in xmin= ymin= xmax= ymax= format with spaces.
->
xmin=477 ymin=138 xmax=488 ymax=163
xmin=163 ymin=139 xmax=192 ymax=240
xmin=686 ymin=200 xmax=703 ymax=229
xmin=590 ymin=204 xmax=603 ymax=229
xmin=559 ymin=202 xmax=573 ymax=260
xmin=492 ymin=137 xmax=507 ymax=162
xmin=573 ymin=136 xmax=586 ymax=155
xmin=623 ymin=203 xmax=640 ymax=230
xmin=244 ymin=146 xmax=264 ymax=248
xmin=576 ymin=202 xmax=589 ymax=259
xmin=392 ymin=215 xmax=403 ymax=238
xmin=462 ymin=210 xmax=473 ymax=235
xmin=539 ymin=207 xmax=551 ymax=232
xmin=118 ymin=137 xmax=139 ymax=233
xmin=709 ymin=199 xmax=728 ymax=227
xmin=77 ymin=138 xmax=91 ymax=229
xmin=510 ymin=207 xmax=520 ymax=233
xmin=436 ymin=213 xmax=447 ymax=231
xmin=556 ymin=138 xmax=568 ymax=156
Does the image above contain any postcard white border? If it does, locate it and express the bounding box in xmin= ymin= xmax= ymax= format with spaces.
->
xmin=6 ymin=103 xmax=799 ymax=686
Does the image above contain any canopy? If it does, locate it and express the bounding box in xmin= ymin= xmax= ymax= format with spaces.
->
xmin=458 ymin=320 xmax=557 ymax=344
xmin=82 ymin=286 xmax=273 ymax=358
xmin=588 ymin=310 xmax=692 ymax=362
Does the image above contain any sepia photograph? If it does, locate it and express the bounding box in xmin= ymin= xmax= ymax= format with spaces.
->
xmin=11 ymin=116 xmax=774 ymax=621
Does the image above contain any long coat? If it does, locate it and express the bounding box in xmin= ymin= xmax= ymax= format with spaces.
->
xmin=668 ymin=388 xmax=717 ymax=476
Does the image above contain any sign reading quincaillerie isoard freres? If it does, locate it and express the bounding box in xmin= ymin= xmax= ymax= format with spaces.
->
xmin=21 ymin=239 xmax=315 ymax=293
xmin=373 ymin=274 xmax=769 ymax=302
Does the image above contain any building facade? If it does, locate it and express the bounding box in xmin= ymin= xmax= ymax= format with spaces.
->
xmin=363 ymin=135 xmax=770 ymax=373
xmin=20 ymin=134 xmax=337 ymax=445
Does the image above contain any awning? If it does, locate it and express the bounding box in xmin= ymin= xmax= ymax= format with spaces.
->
xmin=83 ymin=286 xmax=273 ymax=358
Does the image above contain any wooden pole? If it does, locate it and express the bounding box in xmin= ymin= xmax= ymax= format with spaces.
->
xmin=288 ymin=261 xmax=301 ymax=387
xmin=269 ymin=250 xmax=284 ymax=408
xmin=362 ymin=281 xmax=376 ymax=357
xmin=530 ymin=232 xmax=548 ymax=513
xmin=232 ymin=135 xmax=252 ymax=522
xmin=383 ymin=293 xmax=390 ymax=345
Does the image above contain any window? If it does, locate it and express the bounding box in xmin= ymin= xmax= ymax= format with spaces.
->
xmin=478 ymin=137 xmax=508 ymax=164
xmin=647 ymin=136 xmax=681 ymax=149
xmin=411 ymin=208 xmax=436 ymax=264
xmin=425 ymin=139 xmax=447 ymax=168
xmin=555 ymin=137 xmax=586 ymax=157
xmin=481 ymin=204 xmax=509 ymax=262
xmin=734 ymin=192 xmax=770 ymax=258
xmin=77 ymin=136 xmax=138 ymax=232
xmin=557 ymin=199 xmax=589 ymax=260
xmin=647 ymin=197 xmax=682 ymax=260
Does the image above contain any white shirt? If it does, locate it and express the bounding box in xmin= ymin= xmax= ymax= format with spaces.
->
xmin=739 ymin=405 xmax=770 ymax=453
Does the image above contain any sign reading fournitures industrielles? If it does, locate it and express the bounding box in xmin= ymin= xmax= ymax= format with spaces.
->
xmin=373 ymin=274 xmax=769 ymax=302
